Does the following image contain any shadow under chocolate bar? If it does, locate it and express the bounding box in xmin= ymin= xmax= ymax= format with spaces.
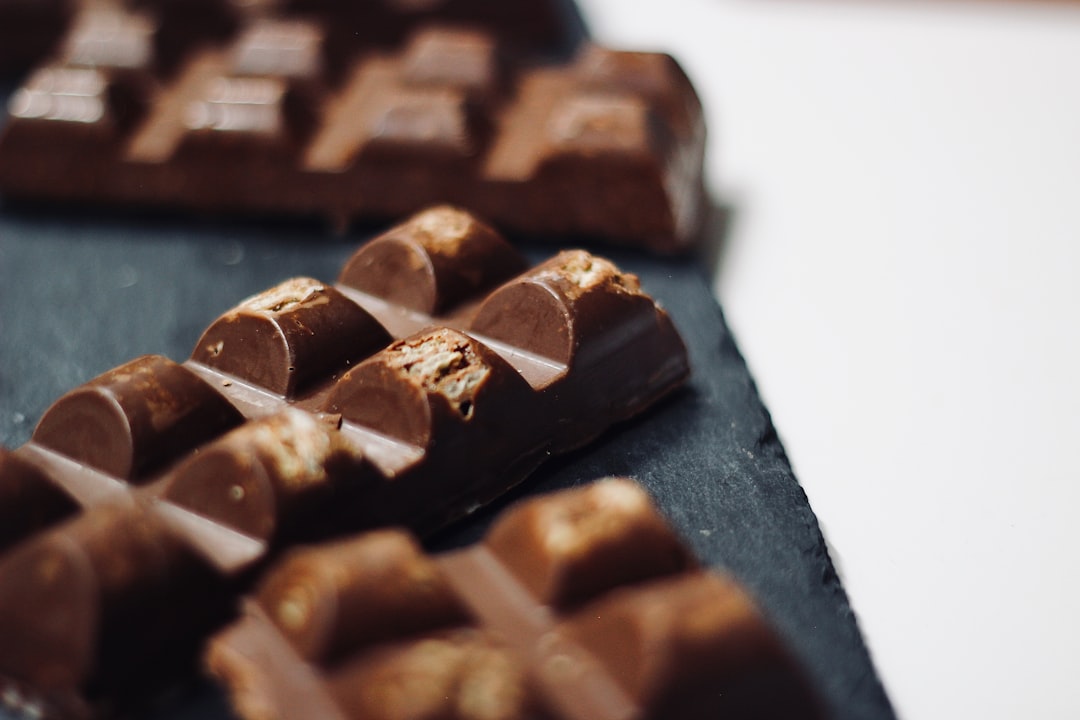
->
xmin=0 ymin=1 xmax=705 ymax=251
xmin=0 ymin=206 xmax=689 ymax=718
xmin=209 ymin=479 xmax=827 ymax=720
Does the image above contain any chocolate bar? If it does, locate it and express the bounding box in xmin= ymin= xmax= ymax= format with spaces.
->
xmin=209 ymin=479 xmax=825 ymax=720
xmin=0 ymin=0 xmax=579 ymax=75
xmin=0 ymin=1 xmax=704 ymax=251
xmin=0 ymin=206 xmax=689 ymax=717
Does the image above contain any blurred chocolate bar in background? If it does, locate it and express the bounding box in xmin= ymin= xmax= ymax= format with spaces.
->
xmin=209 ymin=479 xmax=826 ymax=720
xmin=0 ymin=0 xmax=705 ymax=251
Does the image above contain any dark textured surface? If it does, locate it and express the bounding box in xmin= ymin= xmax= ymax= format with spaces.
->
xmin=0 ymin=206 xmax=894 ymax=720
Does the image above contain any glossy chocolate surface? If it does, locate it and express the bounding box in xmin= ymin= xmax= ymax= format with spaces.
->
xmin=0 ymin=207 xmax=689 ymax=716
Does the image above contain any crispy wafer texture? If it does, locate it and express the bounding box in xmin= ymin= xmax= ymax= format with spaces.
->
xmin=0 ymin=207 xmax=689 ymax=717
xmin=0 ymin=1 xmax=705 ymax=251
xmin=209 ymin=479 xmax=826 ymax=720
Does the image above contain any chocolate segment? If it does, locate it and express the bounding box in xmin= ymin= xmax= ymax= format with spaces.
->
xmin=60 ymin=7 xmax=156 ymax=75
xmin=319 ymin=326 xmax=550 ymax=533
xmin=0 ymin=449 xmax=78 ymax=553
xmin=32 ymin=355 xmax=244 ymax=482
xmin=471 ymin=250 xmax=689 ymax=448
xmin=162 ymin=410 xmax=366 ymax=543
xmin=0 ymin=3 xmax=704 ymax=251
xmin=338 ymin=205 xmax=526 ymax=316
xmin=0 ymin=208 xmax=690 ymax=716
xmin=327 ymin=328 xmax=534 ymax=449
xmin=327 ymin=629 xmax=543 ymax=720
xmin=0 ymin=502 xmax=233 ymax=714
xmin=207 ymin=479 xmax=825 ymax=720
xmin=484 ymin=479 xmax=695 ymax=610
xmin=192 ymin=279 xmax=392 ymax=398
xmin=562 ymin=573 xmax=817 ymax=720
xmin=255 ymin=530 xmax=470 ymax=665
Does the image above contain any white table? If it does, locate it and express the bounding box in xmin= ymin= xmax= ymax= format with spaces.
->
xmin=579 ymin=1 xmax=1080 ymax=718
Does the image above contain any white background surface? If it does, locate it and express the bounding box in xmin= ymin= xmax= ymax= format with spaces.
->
xmin=578 ymin=1 xmax=1080 ymax=718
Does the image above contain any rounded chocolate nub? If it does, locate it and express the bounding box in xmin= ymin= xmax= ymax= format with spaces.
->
xmin=32 ymin=355 xmax=243 ymax=482
xmin=61 ymin=7 xmax=155 ymax=72
xmin=0 ymin=449 xmax=79 ymax=553
xmin=484 ymin=479 xmax=693 ymax=610
xmin=256 ymin=529 xmax=470 ymax=665
xmin=401 ymin=28 xmax=502 ymax=103
xmin=561 ymin=573 xmax=825 ymax=720
xmin=526 ymin=93 xmax=687 ymax=248
xmin=0 ymin=531 xmax=96 ymax=694
xmin=471 ymin=251 xmax=689 ymax=448
xmin=165 ymin=409 xmax=363 ymax=542
xmin=0 ymin=503 xmax=226 ymax=698
xmin=574 ymin=46 xmax=699 ymax=139
xmin=338 ymin=205 xmax=526 ymax=315
xmin=325 ymin=327 xmax=535 ymax=450
xmin=229 ymin=18 xmax=326 ymax=82
xmin=192 ymin=278 xmax=391 ymax=398
xmin=327 ymin=629 xmax=542 ymax=720
xmin=470 ymin=275 xmax=573 ymax=366
xmin=470 ymin=250 xmax=647 ymax=367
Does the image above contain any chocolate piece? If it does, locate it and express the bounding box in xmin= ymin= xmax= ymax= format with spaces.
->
xmin=162 ymin=410 xmax=368 ymax=544
xmin=285 ymin=0 xmax=573 ymax=61
xmin=0 ymin=2 xmax=704 ymax=251
xmin=0 ymin=0 xmax=574 ymax=75
xmin=0 ymin=502 xmax=234 ymax=717
xmin=208 ymin=479 xmax=825 ymax=720
xmin=470 ymin=249 xmax=690 ymax=448
xmin=0 ymin=207 xmax=689 ymax=715
xmin=562 ymin=573 xmax=817 ymax=719
xmin=324 ymin=327 xmax=538 ymax=460
xmin=484 ymin=476 xmax=694 ymax=610
xmin=32 ymin=354 xmax=244 ymax=482
xmin=338 ymin=207 xmax=526 ymax=315
xmin=255 ymin=530 xmax=471 ymax=665
xmin=325 ymin=627 xmax=541 ymax=720
xmin=191 ymin=279 xmax=392 ymax=398
xmin=0 ymin=449 xmax=79 ymax=553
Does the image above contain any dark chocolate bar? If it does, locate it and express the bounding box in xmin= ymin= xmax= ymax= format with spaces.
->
xmin=0 ymin=206 xmax=689 ymax=717
xmin=209 ymin=479 xmax=826 ymax=720
xmin=0 ymin=1 xmax=704 ymax=251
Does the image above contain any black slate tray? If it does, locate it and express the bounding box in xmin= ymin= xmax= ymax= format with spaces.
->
xmin=0 ymin=205 xmax=894 ymax=720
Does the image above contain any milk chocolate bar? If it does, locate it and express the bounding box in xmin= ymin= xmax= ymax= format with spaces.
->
xmin=0 ymin=1 xmax=704 ymax=251
xmin=0 ymin=207 xmax=689 ymax=717
xmin=209 ymin=479 xmax=825 ymax=720
xmin=0 ymin=0 xmax=577 ymax=75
